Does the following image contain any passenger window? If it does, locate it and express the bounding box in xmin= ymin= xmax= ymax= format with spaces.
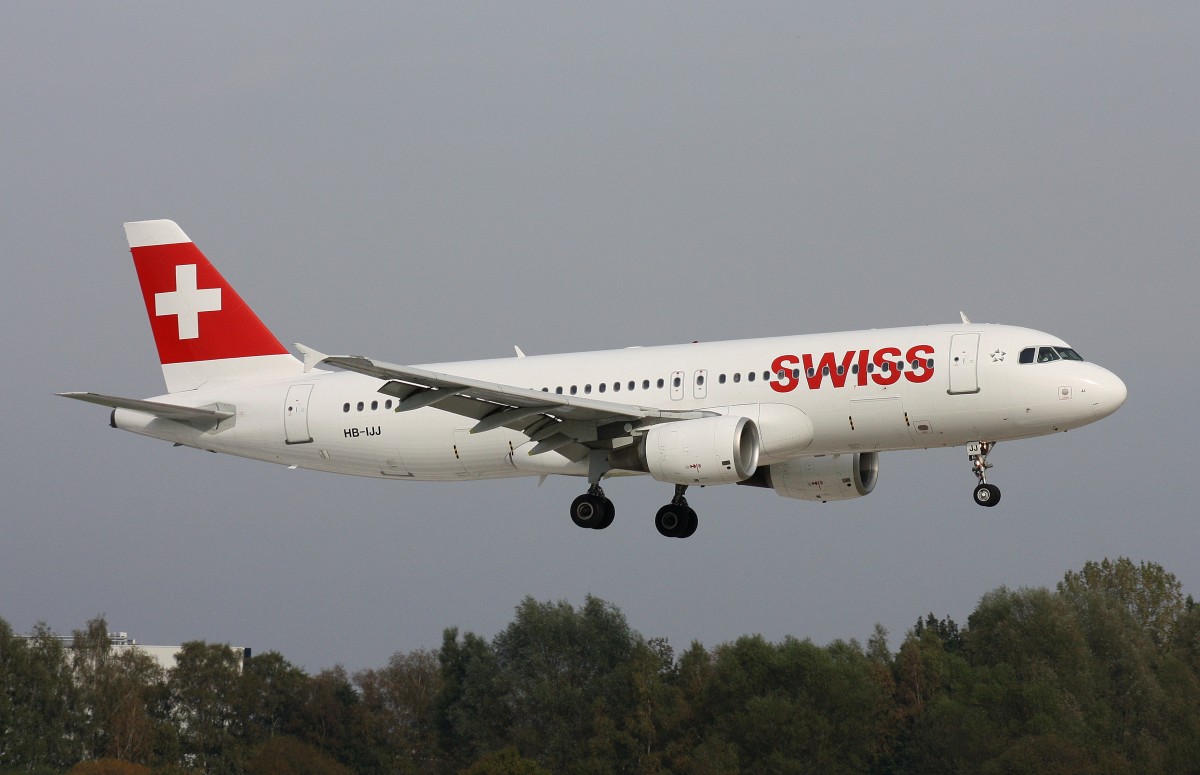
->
xmin=598 ymin=383 xmax=605 ymax=393
xmin=672 ymin=376 xmax=681 ymax=388
xmin=657 ymin=378 xmax=665 ymax=389
xmin=556 ymin=386 xmax=563 ymax=394
xmin=343 ymin=403 xmax=350 ymax=413
xmin=733 ymin=373 xmax=741 ymax=383
xmin=585 ymin=384 xmax=592 ymax=394
xmin=836 ymin=365 xmax=844 ymax=376
xmin=851 ymin=364 xmax=859 ymax=375
xmin=807 ymin=368 xmax=815 ymax=378
xmin=697 ymin=374 xmax=705 ymax=386
xmin=385 ymin=399 xmax=393 ymax=410
xmin=643 ymin=379 xmax=651 ymax=390
xmin=570 ymin=386 xmax=577 ymax=395
xmin=356 ymin=402 xmax=364 ymax=412
xmin=719 ymin=374 xmax=727 ymax=384
xmin=763 ymin=371 xmax=770 ymax=381
xmin=628 ymin=381 xmax=635 ymax=391
xmin=1019 ymin=348 xmax=1035 ymax=364
xmin=612 ymin=382 xmax=619 ymax=392
xmin=792 ymin=368 xmax=800 ymax=379
xmin=371 ymin=400 xmax=378 ymax=410
xmin=748 ymin=371 xmax=756 ymax=382
xmin=821 ymin=366 xmax=829 ymax=377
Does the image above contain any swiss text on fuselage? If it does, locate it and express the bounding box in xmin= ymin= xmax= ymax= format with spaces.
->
xmin=770 ymin=344 xmax=935 ymax=392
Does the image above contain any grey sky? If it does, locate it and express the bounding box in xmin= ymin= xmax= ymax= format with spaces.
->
xmin=2 ymin=3 xmax=1196 ymax=672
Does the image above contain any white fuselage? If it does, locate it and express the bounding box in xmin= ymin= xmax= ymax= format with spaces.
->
xmin=112 ymin=323 xmax=1126 ymax=483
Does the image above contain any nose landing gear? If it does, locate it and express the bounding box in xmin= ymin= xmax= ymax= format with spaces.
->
xmin=969 ymin=441 xmax=1001 ymax=507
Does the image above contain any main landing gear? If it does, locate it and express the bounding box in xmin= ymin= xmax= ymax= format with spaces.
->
xmin=570 ymin=485 xmax=615 ymax=530
xmin=969 ymin=441 xmax=1001 ymax=507
xmin=654 ymin=484 xmax=698 ymax=539
xmin=568 ymin=482 xmax=698 ymax=538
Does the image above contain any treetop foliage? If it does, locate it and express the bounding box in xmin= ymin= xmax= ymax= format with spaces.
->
xmin=2 ymin=556 xmax=1197 ymax=774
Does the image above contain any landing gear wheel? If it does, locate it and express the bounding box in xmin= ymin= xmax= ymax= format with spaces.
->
xmin=595 ymin=498 xmax=616 ymax=530
xmin=571 ymin=493 xmax=615 ymax=529
xmin=973 ymin=483 xmax=1000 ymax=507
xmin=679 ymin=509 xmax=699 ymax=538
xmin=570 ymin=494 xmax=606 ymax=529
xmin=655 ymin=504 xmax=698 ymax=538
xmin=655 ymin=504 xmax=685 ymax=537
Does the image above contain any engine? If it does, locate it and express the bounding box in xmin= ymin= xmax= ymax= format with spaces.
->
xmin=738 ymin=451 xmax=879 ymax=502
xmin=610 ymin=415 xmax=760 ymax=485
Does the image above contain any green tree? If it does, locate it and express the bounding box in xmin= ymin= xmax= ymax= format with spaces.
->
xmin=245 ymin=735 xmax=352 ymax=775
xmin=0 ymin=621 xmax=81 ymax=770
xmin=1058 ymin=557 xmax=1185 ymax=648
xmin=436 ymin=627 xmax=510 ymax=768
xmin=490 ymin=595 xmax=640 ymax=773
xmin=701 ymin=634 xmax=888 ymax=774
xmin=71 ymin=617 xmax=166 ymax=764
xmin=354 ymin=649 xmax=442 ymax=774
xmin=460 ymin=746 xmax=552 ymax=775
xmin=237 ymin=651 xmax=308 ymax=745
xmin=293 ymin=666 xmax=378 ymax=772
xmin=168 ymin=641 xmax=246 ymax=774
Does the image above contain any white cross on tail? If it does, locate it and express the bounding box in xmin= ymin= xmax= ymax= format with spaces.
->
xmin=155 ymin=264 xmax=221 ymax=340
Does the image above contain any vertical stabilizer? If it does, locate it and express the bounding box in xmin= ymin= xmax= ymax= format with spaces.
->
xmin=125 ymin=220 xmax=302 ymax=393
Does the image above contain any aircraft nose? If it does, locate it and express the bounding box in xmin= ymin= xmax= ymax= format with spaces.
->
xmin=1090 ymin=368 xmax=1128 ymax=420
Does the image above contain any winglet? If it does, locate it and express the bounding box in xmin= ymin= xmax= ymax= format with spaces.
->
xmin=959 ymin=311 xmax=972 ymax=324
xmin=514 ymin=345 xmax=526 ymax=358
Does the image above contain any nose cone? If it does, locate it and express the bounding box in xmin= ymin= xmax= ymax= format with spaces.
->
xmin=1090 ymin=368 xmax=1128 ymax=420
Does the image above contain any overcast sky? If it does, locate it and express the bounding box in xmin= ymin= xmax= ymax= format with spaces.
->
xmin=3 ymin=3 xmax=1196 ymax=673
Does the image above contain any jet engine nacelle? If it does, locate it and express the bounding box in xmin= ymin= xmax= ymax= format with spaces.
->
xmin=618 ymin=415 xmax=760 ymax=486
xmin=739 ymin=451 xmax=879 ymax=502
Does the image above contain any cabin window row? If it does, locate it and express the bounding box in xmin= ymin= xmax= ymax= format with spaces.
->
xmin=343 ymin=399 xmax=394 ymax=413
xmin=536 ymin=358 xmax=936 ymax=395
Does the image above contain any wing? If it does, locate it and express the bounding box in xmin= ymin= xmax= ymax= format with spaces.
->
xmin=318 ymin=353 xmax=713 ymax=461
xmin=59 ymin=392 xmax=235 ymax=430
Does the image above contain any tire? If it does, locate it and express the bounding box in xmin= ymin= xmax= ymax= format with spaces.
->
xmin=571 ymin=494 xmax=603 ymax=528
xmin=655 ymin=505 xmax=684 ymax=537
xmin=677 ymin=508 xmax=698 ymax=538
xmin=973 ymin=483 xmax=1001 ymax=507
xmin=594 ymin=498 xmax=616 ymax=530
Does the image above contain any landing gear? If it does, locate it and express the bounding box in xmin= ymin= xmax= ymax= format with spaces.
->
xmin=968 ymin=441 xmax=1001 ymax=507
xmin=655 ymin=485 xmax=698 ymax=538
xmin=570 ymin=452 xmax=616 ymax=530
xmin=570 ymin=486 xmax=615 ymax=530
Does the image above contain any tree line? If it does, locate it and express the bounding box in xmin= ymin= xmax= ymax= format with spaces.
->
xmin=2 ymin=556 xmax=1198 ymax=774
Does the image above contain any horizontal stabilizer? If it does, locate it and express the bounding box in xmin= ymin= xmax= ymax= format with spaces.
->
xmin=58 ymin=392 xmax=234 ymax=429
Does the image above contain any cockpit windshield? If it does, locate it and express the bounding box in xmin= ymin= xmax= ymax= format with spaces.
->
xmin=1019 ymin=346 xmax=1085 ymax=364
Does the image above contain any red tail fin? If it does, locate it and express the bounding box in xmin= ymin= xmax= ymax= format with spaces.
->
xmin=125 ymin=220 xmax=301 ymax=393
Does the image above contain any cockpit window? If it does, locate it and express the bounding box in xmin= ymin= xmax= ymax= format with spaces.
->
xmin=1021 ymin=345 xmax=1086 ymax=364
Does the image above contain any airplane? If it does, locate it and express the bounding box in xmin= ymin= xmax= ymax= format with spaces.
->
xmin=61 ymin=220 xmax=1127 ymax=538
